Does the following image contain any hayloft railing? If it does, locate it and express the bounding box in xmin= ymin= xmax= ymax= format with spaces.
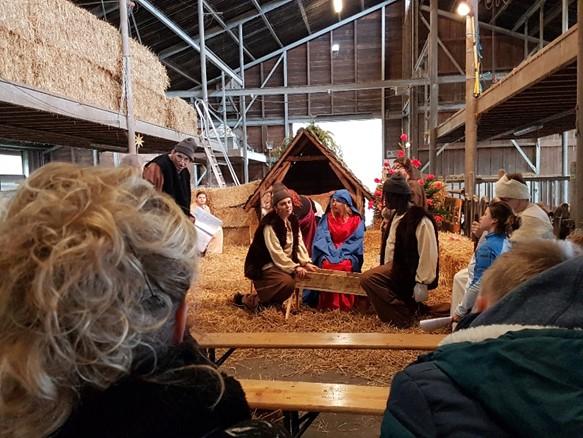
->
xmin=446 ymin=175 xmax=570 ymax=210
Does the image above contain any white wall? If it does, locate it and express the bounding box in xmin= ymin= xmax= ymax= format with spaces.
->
xmin=292 ymin=119 xmax=382 ymax=225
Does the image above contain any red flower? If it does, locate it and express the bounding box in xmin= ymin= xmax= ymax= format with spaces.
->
xmin=426 ymin=174 xmax=435 ymax=181
xmin=400 ymin=133 xmax=408 ymax=143
xmin=397 ymin=150 xmax=406 ymax=158
xmin=374 ymin=178 xmax=381 ymax=184
xmin=411 ymin=159 xmax=422 ymax=169
xmin=368 ymin=200 xmax=374 ymax=209
xmin=388 ymin=168 xmax=395 ymax=175
xmin=374 ymin=189 xmax=382 ymax=197
xmin=383 ymin=159 xmax=390 ymax=168
xmin=426 ymin=198 xmax=434 ymax=207
xmin=434 ymin=214 xmax=443 ymax=224
xmin=432 ymin=180 xmax=443 ymax=189
xmin=417 ymin=178 xmax=425 ymax=186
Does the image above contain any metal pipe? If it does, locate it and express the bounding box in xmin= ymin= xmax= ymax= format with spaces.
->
xmin=561 ymin=132 xmax=569 ymax=201
xmin=119 ymin=0 xmax=136 ymax=155
xmin=222 ymin=72 xmax=227 ymax=147
xmin=135 ymin=0 xmax=242 ymax=86
xmin=562 ymin=0 xmax=569 ymax=32
xmin=169 ymin=75 xmax=466 ymax=98
xmin=539 ymin=2 xmax=544 ymax=50
xmin=428 ymin=0 xmax=438 ymax=174
xmin=562 ymin=0 xmax=569 ymax=202
xmin=198 ymin=0 xmax=208 ymax=102
xmin=239 ymin=24 xmax=248 ymax=183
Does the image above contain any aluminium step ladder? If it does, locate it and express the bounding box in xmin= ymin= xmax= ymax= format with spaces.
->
xmin=194 ymin=100 xmax=239 ymax=187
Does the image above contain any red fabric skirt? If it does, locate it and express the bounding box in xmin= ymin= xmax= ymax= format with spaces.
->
xmin=318 ymin=259 xmax=356 ymax=311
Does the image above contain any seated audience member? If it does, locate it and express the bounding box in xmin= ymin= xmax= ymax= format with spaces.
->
xmin=311 ymin=189 xmax=365 ymax=311
xmin=451 ymin=173 xmax=555 ymax=317
xmin=238 ymin=183 xmax=318 ymax=311
xmin=0 ymin=163 xmax=255 ymax=438
xmin=382 ymin=241 xmax=583 ymax=437
xmin=495 ymin=172 xmax=554 ymax=241
xmin=452 ymin=201 xmax=516 ymax=322
xmin=194 ymin=190 xmax=224 ymax=255
xmin=360 ymin=174 xmax=438 ymax=328
xmin=449 ymin=220 xmax=487 ymax=316
xmin=288 ymin=189 xmax=317 ymax=255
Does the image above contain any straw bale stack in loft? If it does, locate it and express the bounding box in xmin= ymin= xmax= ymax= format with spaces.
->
xmin=0 ymin=0 xmax=197 ymax=134
xmin=196 ymin=181 xmax=261 ymax=246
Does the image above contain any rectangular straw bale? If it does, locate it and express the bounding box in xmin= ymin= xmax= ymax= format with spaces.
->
xmin=3 ymin=0 xmax=169 ymax=95
xmin=204 ymin=181 xmax=261 ymax=209
xmin=0 ymin=1 xmax=36 ymax=39
xmin=166 ymin=98 xmax=198 ymax=135
xmin=438 ymin=233 xmax=473 ymax=291
xmin=133 ymin=87 xmax=169 ymax=128
xmin=0 ymin=29 xmax=37 ymax=86
xmin=213 ymin=206 xmax=252 ymax=228
xmin=0 ymin=29 xmax=121 ymax=111
xmin=223 ymin=228 xmax=251 ymax=246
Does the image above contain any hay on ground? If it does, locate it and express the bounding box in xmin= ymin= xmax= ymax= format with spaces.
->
xmin=187 ymin=229 xmax=473 ymax=384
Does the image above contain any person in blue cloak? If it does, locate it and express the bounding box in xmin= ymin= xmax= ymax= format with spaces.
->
xmin=304 ymin=189 xmax=365 ymax=310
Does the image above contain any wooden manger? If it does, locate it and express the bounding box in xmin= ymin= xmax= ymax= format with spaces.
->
xmin=286 ymin=269 xmax=366 ymax=319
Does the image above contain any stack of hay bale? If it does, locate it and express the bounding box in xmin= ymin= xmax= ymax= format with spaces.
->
xmin=0 ymin=0 xmax=197 ymax=134
xmin=200 ymin=181 xmax=261 ymax=246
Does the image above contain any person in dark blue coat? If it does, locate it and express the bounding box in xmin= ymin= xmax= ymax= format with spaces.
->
xmin=382 ymin=252 xmax=583 ymax=437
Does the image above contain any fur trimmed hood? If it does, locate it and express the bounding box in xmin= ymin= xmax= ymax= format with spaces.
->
xmin=440 ymin=323 xmax=557 ymax=346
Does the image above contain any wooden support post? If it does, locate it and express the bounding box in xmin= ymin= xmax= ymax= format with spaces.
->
xmin=464 ymin=3 xmax=478 ymax=203
xmin=576 ymin=0 xmax=583 ymax=227
xmin=428 ymin=0 xmax=438 ymax=175
xmin=119 ymin=0 xmax=136 ymax=154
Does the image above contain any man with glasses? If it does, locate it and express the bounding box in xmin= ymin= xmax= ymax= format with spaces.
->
xmin=143 ymin=138 xmax=197 ymax=220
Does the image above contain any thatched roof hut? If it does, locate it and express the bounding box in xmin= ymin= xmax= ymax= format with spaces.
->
xmin=244 ymin=128 xmax=373 ymax=214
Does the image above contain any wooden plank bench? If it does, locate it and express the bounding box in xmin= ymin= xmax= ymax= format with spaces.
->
xmin=286 ymin=269 xmax=366 ymax=318
xmin=240 ymin=378 xmax=389 ymax=437
xmin=197 ymin=332 xmax=445 ymax=365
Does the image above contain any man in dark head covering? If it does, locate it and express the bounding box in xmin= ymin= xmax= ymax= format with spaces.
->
xmin=360 ymin=174 xmax=439 ymax=328
xmin=143 ymin=138 xmax=197 ymax=219
xmin=238 ymin=183 xmax=318 ymax=311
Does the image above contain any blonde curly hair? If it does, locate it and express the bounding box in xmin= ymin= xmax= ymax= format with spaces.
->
xmin=0 ymin=163 xmax=198 ymax=437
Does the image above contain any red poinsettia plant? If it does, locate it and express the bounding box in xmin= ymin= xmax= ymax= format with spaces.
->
xmin=369 ymin=133 xmax=449 ymax=225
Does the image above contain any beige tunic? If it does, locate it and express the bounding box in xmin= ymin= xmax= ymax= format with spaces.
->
xmin=262 ymin=220 xmax=311 ymax=273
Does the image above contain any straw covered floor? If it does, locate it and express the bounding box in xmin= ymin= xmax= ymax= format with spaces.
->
xmin=187 ymin=229 xmax=473 ymax=384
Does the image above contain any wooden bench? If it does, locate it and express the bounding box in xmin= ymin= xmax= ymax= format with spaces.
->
xmin=240 ymin=378 xmax=389 ymax=437
xmin=286 ymin=269 xmax=366 ymax=318
xmin=197 ymin=332 xmax=445 ymax=365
